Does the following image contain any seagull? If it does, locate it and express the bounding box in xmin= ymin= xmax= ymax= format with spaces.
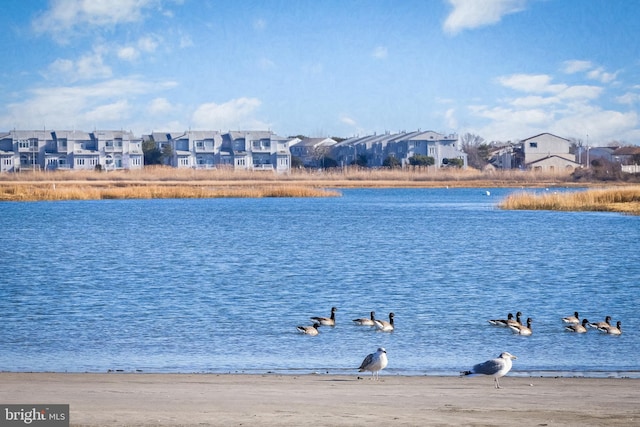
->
xmin=562 ymin=311 xmax=580 ymax=325
xmin=598 ymin=320 xmax=622 ymax=335
xmin=353 ymin=311 xmax=376 ymax=326
xmin=509 ymin=317 xmax=532 ymax=336
xmin=565 ymin=318 xmax=589 ymax=333
xmin=374 ymin=312 xmax=394 ymax=332
xmin=358 ymin=347 xmax=388 ymax=380
xmin=296 ymin=323 xmax=320 ymax=336
xmin=588 ymin=316 xmax=612 ymax=329
xmin=310 ymin=307 xmax=337 ymax=326
xmin=461 ymin=352 xmax=517 ymax=389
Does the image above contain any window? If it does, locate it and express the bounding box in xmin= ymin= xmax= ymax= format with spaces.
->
xmin=196 ymin=141 xmax=204 ymax=149
xmin=19 ymin=140 xmax=29 ymax=149
xmin=77 ymin=158 xmax=85 ymax=166
xmin=180 ymin=157 xmax=189 ymax=166
xmin=529 ymin=142 xmax=538 ymax=148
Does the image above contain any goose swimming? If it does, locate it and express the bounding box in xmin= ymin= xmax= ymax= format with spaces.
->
xmin=311 ymin=307 xmax=337 ymax=326
xmin=296 ymin=323 xmax=320 ymax=336
xmin=374 ymin=312 xmax=394 ymax=332
xmin=461 ymin=351 xmax=517 ymax=389
xmin=588 ymin=316 xmax=612 ymax=329
xmin=562 ymin=311 xmax=580 ymax=325
xmin=509 ymin=317 xmax=532 ymax=336
xmin=353 ymin=311 xmax=376 ymax=326
xmin=598 ymin=320 xmax=622 ymax=335
xmin=565 ymin=318 xmax=589 ymax=333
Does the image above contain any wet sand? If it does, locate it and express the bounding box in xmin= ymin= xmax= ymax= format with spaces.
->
xmin=0 ymin=373 xmax=638 ymax=426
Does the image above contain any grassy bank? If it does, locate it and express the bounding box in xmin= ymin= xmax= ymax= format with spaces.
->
xmin=0 ymin=183 xmax=341 ymax=201
xmin=499 ymin=186 xmax=640 ymax=215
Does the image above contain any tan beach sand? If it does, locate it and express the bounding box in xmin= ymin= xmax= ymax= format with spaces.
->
xmin=0 ymin=373 xmax=638 ymax=426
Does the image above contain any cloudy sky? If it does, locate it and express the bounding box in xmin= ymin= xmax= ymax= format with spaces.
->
xmin=1 ymin=0 xmax=639 ymax=144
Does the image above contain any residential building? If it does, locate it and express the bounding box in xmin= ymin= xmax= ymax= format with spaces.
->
xmin=520 ymin=133 xmax=580 ymax=171
xmin=289 ymin=137 xmax=338 ymax=167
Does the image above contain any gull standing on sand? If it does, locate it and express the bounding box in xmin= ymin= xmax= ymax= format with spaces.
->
xmin=374 ymin=312 xmax=394 ymax=332
xmin=461 ymin=352 xmax=517 ymax=389
xmin=296 ymin=323 xmax=320 ymax=336
xmin=358 ymin=347 xmax=388 ymax=380
xmin=565 ymin=318 xmax=590 ymax=333
xmin=311 ymin=307 xmax=337 ymax=326
xmin=353 ymin=311 xmax=376 ymax=326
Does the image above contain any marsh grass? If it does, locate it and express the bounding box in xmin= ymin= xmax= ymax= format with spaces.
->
xmin=0 ymin=183 xmax=340 ymax=201
xmin=499 ymin=186 xmax=640 ymax=215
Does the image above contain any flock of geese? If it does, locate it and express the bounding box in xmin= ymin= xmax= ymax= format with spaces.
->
xmin=296 ymin=307 xmax=395 ymax=336
xmin=488 ymin=311 xmax=623 ymax=335
xmin=295 ymin=307 xmax=623 ymax=385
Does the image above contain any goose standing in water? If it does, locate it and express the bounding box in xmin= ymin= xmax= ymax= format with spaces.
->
xmin=461 ymin=352 xmax=517 ymax=389
xmin=353 ymin=311 xmax=376 ymax=326
xmin=562 ymin=311 xmax=580 ymax=325
xmin=296 ymin=323 xmax=320 ymax=336
xmin=598 ymin=320 xmax=622 ymax=335
xmin=358 ymin=347 xmax=388 ymax=380
xmin=565 ymin=318 xmax=589 ymax=333
xmin=374 ymin=312 xmax=394 ymax=332
xmin=509 ymin=317 xmax=532 ymax=336
xmin=311 ymin=307 xmax=337 ymax=326
xmin=588 ymin=316 xmax=612 ymax=329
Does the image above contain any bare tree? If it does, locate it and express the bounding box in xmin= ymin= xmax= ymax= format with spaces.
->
xmin=460 ymin=133 xmax=488 ymax=169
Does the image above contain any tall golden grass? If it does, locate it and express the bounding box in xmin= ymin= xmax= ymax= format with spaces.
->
xmin=499 ymin=186 xmax=640 ymax=215
xmin=0 ymin=183 xmax=341 ymax=201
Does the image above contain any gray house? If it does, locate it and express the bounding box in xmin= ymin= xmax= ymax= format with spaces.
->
xmin=521 ymin=133 xmax=580 ymax=171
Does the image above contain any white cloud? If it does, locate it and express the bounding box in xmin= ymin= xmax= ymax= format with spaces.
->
xmin=372 ymin=46 xmax=388 ymax=60
xmin=0 ymin=77 xmax=176 ymax=130
xmin=33 ymin=0 xmax=157 ymax=41
xmin=191 ymin=98 xmax=269 ymax=130
xmin=148 ymin=97 xmax=174 ymax=115
xmin=445 ymin=108 xmax=457 ymax=129
xmin=616 ymin=92 xmax=640 ymax=105
xmin=118 ymin=46 xmax=139 ymax=61
xmin=562 ymin=60 xmax=593 ymax=74
xmin=443 ymin=0 xmax=528 ymax=35
xmin=48 ymin=49 xmax=112 ymax=82
xmin=587 ymin=67 xmax=618 ymax=84
xmin=497 ymin=74 xmax=566 ymax=94
xmin=340 ymin=116 xmax=358 ymax=127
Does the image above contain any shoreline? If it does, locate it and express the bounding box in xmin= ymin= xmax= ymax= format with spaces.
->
xmin=1 ymin=373 xmax=638 ymax=426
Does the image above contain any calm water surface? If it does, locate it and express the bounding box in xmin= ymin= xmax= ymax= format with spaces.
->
xmin=1 ymin=188 xmax=638 ymax=377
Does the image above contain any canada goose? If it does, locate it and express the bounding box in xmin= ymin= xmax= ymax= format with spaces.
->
xmin=353 ymin=311 xmax=376 ymax=326
xmin=588 ymin=316 xmax=612 ymax=329
xmin=598 ymin=320 xmax=622 ymax=335
xmin=509 ymin=317 xmax=532 ymax=336
xmin=358 ymin=347 xmax=388 ymax=380
xmin=296 ymin=323 xmax=320 ymax=336
xmin=488 ymin=313 xmax=514 ymax=327
xmin=565 ymin=318 xmax=589 ymax=333
xmin=562 ymin=311 xmax=580 ymax=325
xmin=374 ymin=312 xmax=394 ymax=332
xmin=310 ymin=307 xmax=337 ymax=326
xmin=461 ymin=351 xmax=517 ymax=389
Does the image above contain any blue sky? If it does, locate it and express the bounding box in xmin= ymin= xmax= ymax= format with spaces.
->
xmin=1 ymin=0 xmax=639 ymax=145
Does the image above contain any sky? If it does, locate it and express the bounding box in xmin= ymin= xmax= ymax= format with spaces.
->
xmin=1 ymin=0 xmax=639 ymax=145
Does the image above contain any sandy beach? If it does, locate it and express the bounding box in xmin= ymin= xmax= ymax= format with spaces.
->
xmin=0 ymin=373 xmax=638 ymax=426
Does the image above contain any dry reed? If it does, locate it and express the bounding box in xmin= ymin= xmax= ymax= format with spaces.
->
xmin=499 ymin=186 xmax=640 ymax=215
xmin=0 ymin=183 xmax=340 ymax=202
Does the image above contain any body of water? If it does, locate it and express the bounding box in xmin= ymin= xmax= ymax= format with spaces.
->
xmin=1 ymin=188 xmax=638 ymax=377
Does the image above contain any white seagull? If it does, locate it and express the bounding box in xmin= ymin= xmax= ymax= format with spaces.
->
xmin=598 ymin=320 xmax=622 ymax=335
xmin=358 ymin=347 xmax=388 ymax=380
xmin=461 ymin=351 xmax=517 ymax=389
xmin=562 ymin=311 xmax=580 ymax=325
xmin=565 ymin=318 xmax=589 ymax=333
xmin=310 ymin=306 xmax=337 ymax=326
xmin=374 ymin=312 xmax=394 ymax=332
xmin=353 ymin=311 xmax=376 ymax=326
xmin=296 ymin=323 xmax=320 ymax=336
